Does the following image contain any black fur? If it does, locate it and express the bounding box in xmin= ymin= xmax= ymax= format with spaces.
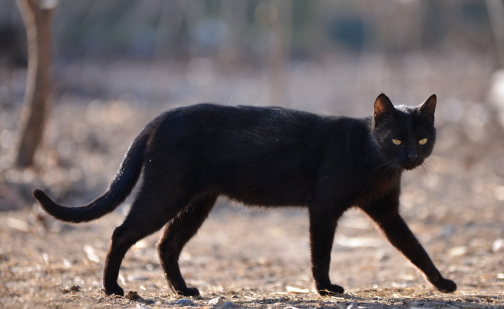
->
xmin=34 ymin=93 xmax=456 ymax=296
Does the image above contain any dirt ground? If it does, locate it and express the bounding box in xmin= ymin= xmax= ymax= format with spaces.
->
xmin=1 ymin=54 xmax=504 ymax=308
xmin=1 ymin=203 xmax=503 ymax=309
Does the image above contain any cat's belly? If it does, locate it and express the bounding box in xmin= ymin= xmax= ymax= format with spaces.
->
xmin=220 ymin=180 xmax=313 ymax=207
xmin=212 ymin=156 xmax=317 ymax=207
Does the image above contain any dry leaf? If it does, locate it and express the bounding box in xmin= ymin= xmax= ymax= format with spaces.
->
xmin=285 ymin=286 xmax=310 ymax=294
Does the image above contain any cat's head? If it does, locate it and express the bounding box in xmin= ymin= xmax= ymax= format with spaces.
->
xmin=371 ymin=93 xmax=436 ymax=170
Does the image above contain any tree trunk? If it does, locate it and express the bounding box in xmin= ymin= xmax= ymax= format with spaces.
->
xmin=268 ymin=0 xmax=291 ymax=107
xmin=486 ymin=0 xmax=504 ymax=68
xmin=15 ymin=0 xmax=56 ymax=167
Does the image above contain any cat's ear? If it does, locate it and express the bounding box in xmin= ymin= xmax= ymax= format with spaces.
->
xmin=418 ymin=94 xmax=436 ymax=121
xmin=374 ymin=93 xmax=395 ymax=121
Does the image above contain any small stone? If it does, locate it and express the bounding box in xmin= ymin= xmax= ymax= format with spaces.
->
xmin=208 ymin=297 xmax=225 ymax=305
xmin=222 ymin=302 xmax=236 ymax=307
xmin=492 ymin=239 xmax=504 ymax=252
xmin=69 ymin=285 xmax=80 ymax=292
xmin=448 ymin=246 xmax=467 ymax=257
xmin=141 ymin=299 xmax=155 ymax=305
xmin=347 ymin=302 xmax=358 ymax=309
xmin=62 ymin=285 xmax=80 ymax=293
xmin=125 ymin=291 xmax=142 ymax=300
xmin=176 ymin=299 xmax=193 ymax=306
xmin=127 ymin=274 xmax=150 ymax=281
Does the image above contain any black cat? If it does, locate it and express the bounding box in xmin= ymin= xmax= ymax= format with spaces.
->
xmin=33 ymin=93 xmax=457 ymax=296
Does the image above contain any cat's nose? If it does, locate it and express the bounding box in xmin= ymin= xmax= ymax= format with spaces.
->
xmin=408 ymin=148 xmax=417 ymax=162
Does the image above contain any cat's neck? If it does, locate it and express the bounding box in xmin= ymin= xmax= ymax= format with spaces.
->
xmin=361 ymin=116 xmax=403 ymax=182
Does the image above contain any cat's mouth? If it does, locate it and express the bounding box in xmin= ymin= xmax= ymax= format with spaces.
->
xmin=402 ymin=161 xmax=422 ymax=170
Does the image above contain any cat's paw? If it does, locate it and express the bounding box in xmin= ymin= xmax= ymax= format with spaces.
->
xmin=317 ymin=284 xmax=345 ymax=296
xmin=433 ymin=278 xmax=457 ymax=293
xmin=176 ymin=287 xmax=200 ymax=296
xmin=103 ymin=284 xmax=124 ymax=296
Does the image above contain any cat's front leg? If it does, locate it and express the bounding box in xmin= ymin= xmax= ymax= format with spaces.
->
xmin=308 ymin=206 xmax=345 ymax=296
xmin=364 ymin=204 xmax=456 ymax=293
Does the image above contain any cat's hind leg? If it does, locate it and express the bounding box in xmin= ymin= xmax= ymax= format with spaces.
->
xmin=157 ymin=193 xmax=217 ymax=296
xmin=102 ymin=189 xmax=185 ymax=296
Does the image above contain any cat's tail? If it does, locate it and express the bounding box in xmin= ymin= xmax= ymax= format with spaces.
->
xmin=33 ymin=129 xmax=150 ymax=223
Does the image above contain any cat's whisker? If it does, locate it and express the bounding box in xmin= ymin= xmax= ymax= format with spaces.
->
xmin=421 ymin=161 xmax=434 ymax=174
xmin=386 ymin=163 xmax=396 ymax=178
xmin=420 ymin=163 xmax=428 ymax=174
xmin=382 ymin=165 xmax=394 ymax=181
xmin=390 ymin=165 xmax=401 ymax=180
xmin=380 ymin=166 xmax=391 ymax=181
xmin=393 ymin=165 xmax=401 ymax=180
xmin=363 ymin=160 xmax=396 ymax=188
xmin=419 ymin=162 xmax=437 ymax=187
xmin=365 ymin=161 xmax=393 ymax=178
xmin=424 ymin=157 xmax=438 ymax=169
xmin=364 ymin=160 xmax=398 ymax=188
xmin=378 ymin=163 xmax=399 ymax=183
xmin=423 ymin=161 xmax=435 ymax=173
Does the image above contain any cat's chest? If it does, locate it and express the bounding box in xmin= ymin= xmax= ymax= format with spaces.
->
xmin=369 ymin=176 xmax=398 ymax=191
xmin=355 ymin=174 xmax=400 ymax=206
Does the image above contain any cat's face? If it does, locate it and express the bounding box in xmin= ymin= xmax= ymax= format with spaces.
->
xmin=371 ymin=94 xmax=436 ymax=170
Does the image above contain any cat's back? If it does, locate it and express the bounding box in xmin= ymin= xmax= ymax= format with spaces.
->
xmin=154 ymin=103 xmax=324 ymax=138
xmin=179 ymin=103 xmax=318 ymax=124
xmin=149 ymin=103 xmax=373 ymax=150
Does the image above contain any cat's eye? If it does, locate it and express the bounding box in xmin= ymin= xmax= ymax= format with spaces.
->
xmin=419 ymin=138 xmax=428 ymax=145
xmin=392 ymin=139 xmax=402 ymax=145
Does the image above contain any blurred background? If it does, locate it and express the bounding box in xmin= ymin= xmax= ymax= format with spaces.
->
xmin=1 ymin=0 xmax=504 ymax=300
xmin=1 ymin=0 xmax=504 ymax=223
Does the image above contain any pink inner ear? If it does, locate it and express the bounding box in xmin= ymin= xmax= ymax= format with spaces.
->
xmin=376 ymin=102 xmax=388 ymax=114
xmin=374 ymin=94 xmax=394 ymax=117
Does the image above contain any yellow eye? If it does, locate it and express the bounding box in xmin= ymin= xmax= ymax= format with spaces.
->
xmin=419 ymin=138 xmax=428 ymax=145
xmin=392 ymin=139 xmax=402 ymax=145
